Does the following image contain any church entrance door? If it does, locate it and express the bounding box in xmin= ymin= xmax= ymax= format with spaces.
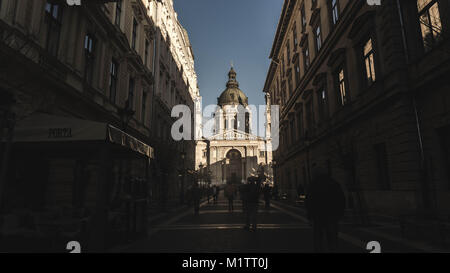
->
xmin=226 ymin=149 xmax=242 ymax=184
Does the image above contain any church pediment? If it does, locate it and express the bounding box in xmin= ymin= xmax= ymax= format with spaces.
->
xmin=207 ymin=129 xmax=263 ymax=141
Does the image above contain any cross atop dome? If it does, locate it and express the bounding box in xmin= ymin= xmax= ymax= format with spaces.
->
xmin=227 ymin=66 xmax=238 ymax=88
xmin=217 ymin=67 xmax=248 ymax=107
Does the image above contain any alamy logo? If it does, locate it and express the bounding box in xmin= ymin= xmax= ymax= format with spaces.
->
xmin=171 ymin=102 xmax=280 ymax=152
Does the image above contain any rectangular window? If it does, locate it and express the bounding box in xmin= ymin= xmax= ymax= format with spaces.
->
xmin=363 ymin=38 xmax=376 ymax=85
xmin=317 ymin=85 xmax=328 ymax=120
xmin=293 ymin=25 xmax=298 ymax=48
xmin=374 ymin=143 xmax=391 ymax=190
xmin=331 ymin=0 xmax=340 ymax=25
xmin=144 ymin=39 xmax=150 ymax=66
xmin=142 ymin=91 xmax=147 ymax=124
xmin=244 ymin=112 xmax=250 ymax=133
xmin=303 ymin=42 xmax=310 ymax=71
xmin=287 ymin=40 xmax=291 ymax=63
xmin=301 ymin=4 xmax=307 ymax=31
xmin=260 ymin=151 xmax=266 ymax=158
xmin=295 ymin=60 xmax=300 ymax=86
xmin=417 ymin=0 xmax=442 ymax=52
xmin=115 ymin=0 xmax=122 ymax=26
xmin=132 ymin=18 xmax=138 ymax=50
xmin=305 ymin=100 xmax=314 ymax=135
xmin=297 ymin=109 xmax=303 ymax=140
xmin=45 ymin=2 xmax=63 ymax=56
xmin=84 ymin=33 xmax=96 ymax=84
xmin=337 ymin=67 xmax=348 ymax=106
xmin=109 ymin=59 xmax=118 ymax=103
xmin=315 ymin=24 xmax=322 ymax=53
xmin=128 ymin=77 xmax=135 ymax=110
xmin=281 ymin=81 xmax=287 ymax=105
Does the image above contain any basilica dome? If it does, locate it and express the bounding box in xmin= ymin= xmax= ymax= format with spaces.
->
xmin=217 ymin=67 xmax=248 ymax=107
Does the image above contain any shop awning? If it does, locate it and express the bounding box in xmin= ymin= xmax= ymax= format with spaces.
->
xmin=13 ymin=113 xmax=154 ymax=158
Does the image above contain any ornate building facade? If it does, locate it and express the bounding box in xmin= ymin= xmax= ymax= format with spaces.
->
xmin=196 ymin=68 xmax=273 ymax=185
xmin=264 ymin=0 xmax=450 ymax=216
xmin=0 ymin=0 xmax=199 ymax=250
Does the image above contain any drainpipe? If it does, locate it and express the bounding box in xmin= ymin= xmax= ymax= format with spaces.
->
xmin=150 ymin=33 xmax=157 ymax=136
xmin=396 ymin=0 xmax=409 ymax=64
xmin=396 ymin=0 xmax=430 ymax=211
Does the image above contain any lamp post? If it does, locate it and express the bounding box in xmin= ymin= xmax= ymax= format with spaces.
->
xmin=272 ymin=160 xmax=278 ymax=199
xmin=221 ymin=161 xmax=225 ymax=184
xmin=207 ymin=170 xmax=212 ymax=185
xmin=305 ymin=136 xmax=311 ymax=187
xmin=199 ymin=163 xmax=204 ymax=185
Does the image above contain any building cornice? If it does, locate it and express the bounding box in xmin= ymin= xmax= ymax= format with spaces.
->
xmin=269 ymin=0 xmax=298 ymax=60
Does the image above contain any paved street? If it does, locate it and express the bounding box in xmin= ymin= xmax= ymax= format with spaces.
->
xmin=115 ymin=192 xmax=440 ymax=253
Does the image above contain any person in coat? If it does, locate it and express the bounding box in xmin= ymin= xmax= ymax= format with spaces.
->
xmin=305 ymin=165 xmax=346 ymax=253
xmin=191 ymin=182 xmax=201 ymax=216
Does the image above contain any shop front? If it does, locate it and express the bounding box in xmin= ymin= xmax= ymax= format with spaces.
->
xmin=0 ymin=114 xmax=154 ymax=252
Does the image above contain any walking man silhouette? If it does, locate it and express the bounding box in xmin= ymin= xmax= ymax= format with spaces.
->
xmin=305 ymin=165 xmax=346 ymax=252
xmin=244 ymin=177 xmax=261 ymax=231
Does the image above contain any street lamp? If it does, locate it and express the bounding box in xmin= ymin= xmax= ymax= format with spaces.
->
xmin=199 ymin=163 xmax=204 ymax=185
xmin=271 ymin=160 xmax=278 ymax=199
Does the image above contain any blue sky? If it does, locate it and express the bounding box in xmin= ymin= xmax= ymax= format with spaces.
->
xmin=173 ymin=0 xmax=283 ymax=109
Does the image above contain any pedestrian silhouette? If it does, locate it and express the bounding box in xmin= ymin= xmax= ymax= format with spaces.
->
xmin=213 ymin=185 xmax=219 ymax=204
xmin=224 ymin=181 xmax=237 ymax=212
xmin=207 ymin=185 xmax=212 ymax=204
xmin=244 ymin=177 xmax=261 ymax=231
xmin=305 ymin=165 xmax=346 ymax=253
xmin=263 ymin=184 xmax=271 ymax=210
xmin=239 ymin=182 xmax=248 ymax=214
xmin=191 ymin=182 xmax=201 ymax=216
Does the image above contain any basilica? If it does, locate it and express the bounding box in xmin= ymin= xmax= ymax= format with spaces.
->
xmin=195 ymin=67 xmax=273 ymax=185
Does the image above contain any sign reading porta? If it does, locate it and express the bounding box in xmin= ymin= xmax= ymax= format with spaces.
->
xmin=66 ymin=0 xmax=81 ymax=6
xmin=48 ymin=128 xmax=73 ymax=139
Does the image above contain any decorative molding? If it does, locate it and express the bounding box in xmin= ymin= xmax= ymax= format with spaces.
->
xmin=300 ymin=33 xmax=308 ymax=47
xmin=348 ymin=10 xmax=376 ymax=40
xmin=309 ymin=8 xmax=321 ymax=27
xmin=313 ymin=72 xmax=327 ymax=86
xmin=327 ymin=48 xmax=346 ymax=67
xmin=302 ymin=89 xmax=313 ymax=100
